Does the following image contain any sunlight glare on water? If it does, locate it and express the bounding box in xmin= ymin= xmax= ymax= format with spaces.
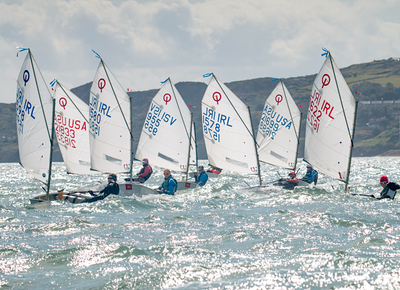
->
xmin=0 ymin=157 xmax=400 ymax=289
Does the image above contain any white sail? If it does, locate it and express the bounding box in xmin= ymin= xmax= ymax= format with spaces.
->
xmin=304 ymin=52 xmax=357 ymax=182
xmin=135 ymin=78 xmax=197 ymax=172
xmin=53 ymin=81 xmax=94 ymax=175
xmin=256 ymin=81 xmax=301 ymax=170
xmin=16 ymin=49 xmax=53 ymax=184
xmin=201 ymin=74 xmax=259 ymax=175
xmin=89 ymin=59 xmax=131 ymax=173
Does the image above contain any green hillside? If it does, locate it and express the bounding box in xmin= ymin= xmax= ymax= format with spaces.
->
xmin=2 ymin=57 xmax=400 ymax=162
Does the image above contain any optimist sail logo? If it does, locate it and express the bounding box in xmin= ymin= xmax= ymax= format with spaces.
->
xmin=212 ymin=92 xmax=222 ymax=105
xmin=275 ymin=94 xmax=283 ymax=105
xmin=59 ymin=97 xmax=67 ymax=110
xmin=98 ymin=78 xmax=106 ymax=93
xmin=322 ymin=74 xmax=330 ymax=88
xmin=23 ymin=70 xmax=30 ymax=86
xmin=163 ymin=93 xmax=171 ymax=105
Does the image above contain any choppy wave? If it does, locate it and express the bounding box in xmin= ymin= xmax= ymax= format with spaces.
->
xmin=1 ymin=157 xmax=400 ymax=289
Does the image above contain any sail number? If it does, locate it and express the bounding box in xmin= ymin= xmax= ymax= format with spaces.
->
xmin=307 ymin=89 xmax=335 ymax=133
xmin=144 ymin=102 xmax=177 ymax=136
xmin=54 ymin=114 xmax=88 ymax=149
xmin=89 ymin=97 xmax=112 ymax=136
xmin=259 ymin=114 xmax=278 ymax=139
xmin=258 ymin=105 xmax=293 ymax=140
xmin=202 ymin=107 xmax=233 ymax=142
xmin=16 ymin=89 xmax=36 ymax=134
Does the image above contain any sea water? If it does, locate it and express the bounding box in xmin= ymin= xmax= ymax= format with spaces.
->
xmin=1 ymin=157 xmax=400 ymax=289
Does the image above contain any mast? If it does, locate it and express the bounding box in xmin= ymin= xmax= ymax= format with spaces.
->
xmin=28 ymin=49 xmax=54 ymax=200
xmin=328 ymin=52 xmax=356 ymax=191
xmin=293 ymin=112 xmax=302 ymax=171
xmin=130 ymin=93 xmax=133 ymax=182
xmin=345 ymin=101 xmax=358 ymax=192
xmin=193 ymin=121 xmax=198 ymax=170
xmin=46 ymin=98 xmax=56 ymax=200
xmin=185 ymin=113 xmax=194 ymax=181
xmin=280 ymin=80 xmax=301 ymax=171
xmin=248 ymin=105 xmax=262 ymax=186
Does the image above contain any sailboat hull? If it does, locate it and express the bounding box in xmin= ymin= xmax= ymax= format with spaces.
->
xmin=119 ymin=183 xmax=159 ymax=197
xmin=29 ymin=191 xmax=115 ymax=204
xmin=176 ymin=181 xmax=198 ymax=190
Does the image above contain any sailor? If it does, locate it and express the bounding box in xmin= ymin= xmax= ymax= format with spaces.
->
xmin=65 ymin=173 xmax=119 ymax=203
xmin=157 ymin=169 xmax=177 ymax=195
xmin=301 ymin=164 xmax=318 ymax=185
xmin=273 ymin=171 xmax=299 ymax=190
xmin=207 ymin=165 xmax=222 ymax=174
xmin=286 ymin=171 xmax=299 ymax=187
xmin=194 ymin=165 xmax=208 ymax=186
xmin=369 ymin=176 xmax=400 ymax=200
xmin=133 ymin=158 xmax=152 ymax=183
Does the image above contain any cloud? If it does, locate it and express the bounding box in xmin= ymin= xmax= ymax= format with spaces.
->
xmin=1 ymin=0 xmax=400 ymax=104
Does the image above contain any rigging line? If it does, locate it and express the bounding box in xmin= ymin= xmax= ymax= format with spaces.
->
xmin=58 ymin=82 xmax=90 ymax=124
xmin=28 ymin=50 xmax=53 ymax=142
xmin=328 ymin=53 xmax=353 ymax=141
xmin=279 ymin=80 xmax=302 ymax=170
xmin=247 ymin=105 xmax=262 ymax=185
xmin=46 ymin=98 xmax=56 ymax=197
xmin=213 ymin=74 xmax=257 ymax=146
xmin=100 ymin=59 xmax=133 ymax=140
xmin=280 ymin=81 xmax=300 ymax=142
xmin=169 ymin=78 xmax=191 ymax=141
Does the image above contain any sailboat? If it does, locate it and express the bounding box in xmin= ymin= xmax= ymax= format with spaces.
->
xmin=256 ymin=80 xmax=302 ymax=170
xmin=134 ymin=78 xmax=198 ymax=191
xmin=30 ymin=80 xmax=102 ymax=203
xmin=15 ymin=48 xmax=56 ymax=204
xmin=52 ymin=80 xmax=94 ymax=175
xmin=303 ymin=49 xmax=358 ymax=191
xmin=201 ymin=73 xmax=262 ymax=185
xmin=89 ymin=53 xmax=132 ymax=174
xmin=255 ymin=80 xmax=307 ymax=187
xmin=88 ymin=51 xmax=156 ymax=198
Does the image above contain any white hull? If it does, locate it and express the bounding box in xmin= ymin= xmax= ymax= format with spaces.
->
xmin=30 ymin=191 xmax=60 ymax=204
xmin=176 ymin=181 xmax=198 ymax=190
xmin=189 ymin=172 xmax=220 ymax=178
xmin=29 ymin=191 xmax=102 ymax=204
xmin=119 ymin=183 xmax=159 ymax=198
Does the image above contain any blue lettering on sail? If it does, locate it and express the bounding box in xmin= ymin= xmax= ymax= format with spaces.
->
xmin=202 ymin=107 xmax=233 ymax=143
xmin=258 ymin=104 xmax=292 ymax=140
xmin=89 ymin=96 xmax=112 ymax=136
xmin=143 ymin=101 xmax=178 ymax=136
xmin=16 ymin=88 xmax=36 ymax=134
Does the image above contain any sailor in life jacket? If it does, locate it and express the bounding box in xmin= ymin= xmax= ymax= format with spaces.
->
xmin=194 ymin=165 xmax=208 ymax=186
xmin=207 ymin=165 xmax=222 ymax=174
xmin=301 ymin=164 xmax=318 ymax=185
xmin=65 ymin=173 xmax=119 ymax=204
xmin=285 ymin=171 xmax=299 ymax=189
xmin=370 ymin=176 xmax=400 ymax=200
xmin=273 ymin=171 xmax=299 ymax=190
xmin=158 ymin=169 xmax=177 ymax=195
xmin=133 ymin=158 xmax=152 ymax=183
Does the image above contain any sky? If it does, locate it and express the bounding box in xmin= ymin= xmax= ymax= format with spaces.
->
xmin=1 ymin=0 xmax=400 ymax=103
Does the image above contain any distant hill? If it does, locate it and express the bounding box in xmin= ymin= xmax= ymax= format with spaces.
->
xmin=2 ymin=57 xmax=400 ymax=163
